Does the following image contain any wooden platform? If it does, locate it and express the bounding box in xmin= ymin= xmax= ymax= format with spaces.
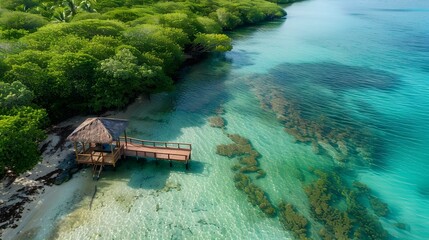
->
xmin=121 ymin=137 xmax=192 ymax=167
xmin=125 ymin=144 xmax=191 ymax=161
xmin=74 ymin=137 xmax=192 ymax=179
xmin=75 ymin=145 xmax=124 ymax=166
xmin=69 ymin=118 xmax=193 ymax=179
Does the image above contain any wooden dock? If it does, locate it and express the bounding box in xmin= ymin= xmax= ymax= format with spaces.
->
xmin=74 ymin=137 xmax=192 ymax=178
xmin=68 ymin=117 xmax=192 ymax=179
xmin=121 ymin=137 xmax=192 ymax=168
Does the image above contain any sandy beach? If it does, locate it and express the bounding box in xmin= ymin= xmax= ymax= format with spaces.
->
xmin=0 ymin=92 xmax=160 ymax=239
xmin=0 ymin=96 xmax=150 ymax=240
xmin=0 ymin=116 xmax=93 ymax=239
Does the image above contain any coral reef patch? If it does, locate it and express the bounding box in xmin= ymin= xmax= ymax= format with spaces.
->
xmin=278 ymin=202 xmax=310 ymax=240
xmin=234 ymin=173 xmax=276 ymax=217
xmin=305 ymin=170 xmax=388 ymax=239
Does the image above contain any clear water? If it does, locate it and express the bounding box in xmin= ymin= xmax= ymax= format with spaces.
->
xmin=17 ymin=0 xmax=429 ymax=239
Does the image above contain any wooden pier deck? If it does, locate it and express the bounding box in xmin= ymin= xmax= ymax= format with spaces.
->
xmin=74 ymin=137 xmax=192 ymax=173
xmin=121 ymin=137 xmax=192 ymax=168
xmin=69 ymin=117 xmax=192 ymax=179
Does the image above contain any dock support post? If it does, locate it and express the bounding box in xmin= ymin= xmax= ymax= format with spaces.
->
xmin=124 ymin=130 xmax=128 ymax=148
xmin=186 ymin=162 xmax=189 ymax=170
xmin=73 ymin=142 xmax=78 ymax=160
xmin=169 ymin=161 xmax=172 ymax=167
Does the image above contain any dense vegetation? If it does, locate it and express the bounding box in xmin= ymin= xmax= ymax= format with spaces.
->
xmin=0 ymin=81 xmax=47 ymax=174
xmin=0 ymin=0 xmax=287 ymax=176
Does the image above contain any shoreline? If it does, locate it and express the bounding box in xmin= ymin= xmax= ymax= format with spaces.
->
xmin=0 ymin=115 xmax=91 ymax=238
xmin=0 ymin=96 xmax=156 ymax=239
xmin=0 ymin=3 xmax=298 ymax=237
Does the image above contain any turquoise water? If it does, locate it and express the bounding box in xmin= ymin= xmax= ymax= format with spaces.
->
xmin=17 ymin=0 xmax=429 ymax=239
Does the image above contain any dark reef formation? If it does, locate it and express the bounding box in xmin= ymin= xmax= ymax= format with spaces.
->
xmin=209 ymin=116 xmax=225 ymax=128
xmin=217 ymin=134 xmax=265 ymax=179
xmin=234 ymin=173 xmax=276 ymax=217
xmin=214 ymin=130 xmax=274 ymax=216
xmin=212 ymin=93 xmax=390 ymax=239
xmin=305 ymin=170 xmax=388 ymax=239
xmin=252 ymin=85 xmax=376 ymax=164
xmin=278 ymin=202 xmax=310 ymax=240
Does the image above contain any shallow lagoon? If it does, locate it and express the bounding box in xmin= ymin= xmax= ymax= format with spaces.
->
xmin=16 ymin=0 xmax=429 ymax=239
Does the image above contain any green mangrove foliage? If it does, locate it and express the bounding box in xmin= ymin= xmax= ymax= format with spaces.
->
xmin=0 ymin=81 xmax=33 ymax=109
xmin=305 ymin=170 xmax=388 ymax=239
xmin=0 ymin=0 xmax=286 ymax=123
xmin=278 ymin=202 xmax=310 ymax=240
xmin=0 ymin=11 xmax=48 ymax=32
xmin=267 ymin=0 xmax=302 ymax=4
xmin=0 ymin=81 xmax=47 ymax=175
xmin=192 ymin=33 xmax=233 ymax=53
xmin=234 ymin=173 xmax=276 ymax=217
xmin=0 ymin=0 xmax=293 ymax=195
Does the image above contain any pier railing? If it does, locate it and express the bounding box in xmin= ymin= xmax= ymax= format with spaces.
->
xmin=120 ymin=137 xmax=192 ymax=150
xmin=76 ymin=145 xmax=123 ymax=165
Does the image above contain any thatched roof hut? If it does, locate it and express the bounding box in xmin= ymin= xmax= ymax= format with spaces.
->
xmin=67 ymin=117 xmax=128 ymax=144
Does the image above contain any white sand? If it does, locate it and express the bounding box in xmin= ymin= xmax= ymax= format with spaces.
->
xmin=0 ymin=97 xmax=155 ymax=239
xmin=0 ymin=116 xmax=91 ymax=239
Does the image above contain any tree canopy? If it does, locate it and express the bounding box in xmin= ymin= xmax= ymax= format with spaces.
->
xmin=0 ymin=81 xmax=47 ymax=175
xmin=0 ymin=0 xmax=289 ymax=176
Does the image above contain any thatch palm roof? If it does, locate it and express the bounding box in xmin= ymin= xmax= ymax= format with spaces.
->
xmin=67 ymin=117 xmax=128 ymax=143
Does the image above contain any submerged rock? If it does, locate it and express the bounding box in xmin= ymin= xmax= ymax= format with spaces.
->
xmin=239 ymin=155 xmax=258 ymax=166
xmin=353 ymin=181 xmax=370 ymax=195
xmin=216 ymin=143 xmax=251 ymax=157
xmin=239 ymin=165 xmax=261 ymax=173
xmin=227 ymin=134 xmax=250 ymax=145
xmin=159 ymin=181 xmax=182 ymax=193
xmin=318 ymin=140 xmax=345 ymax=162
xmin=54 ymin=171 xmax=71 ymax=185
xmin=394 ymin=222 xmax=409 ymax=231
xmin=256 ymin=170 xmax=266 ymax=179
xmin=231 ymin=164 xmax=241 ymax=171
xmin=215 ymin=132 xmax=272 ymax=218
xmin=209 ymin=116 xmax=225 ymax=128
xmin=369 ymin=195 xmax=389 ymax=217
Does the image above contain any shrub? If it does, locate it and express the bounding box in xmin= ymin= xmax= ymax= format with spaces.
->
xmin=193 ymin=33 xmax=232 ymax=53
xmin=0 ymin=106 xmax=47 ymax=176
xmin=0 ymin=11 xmax=48 ymax=32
